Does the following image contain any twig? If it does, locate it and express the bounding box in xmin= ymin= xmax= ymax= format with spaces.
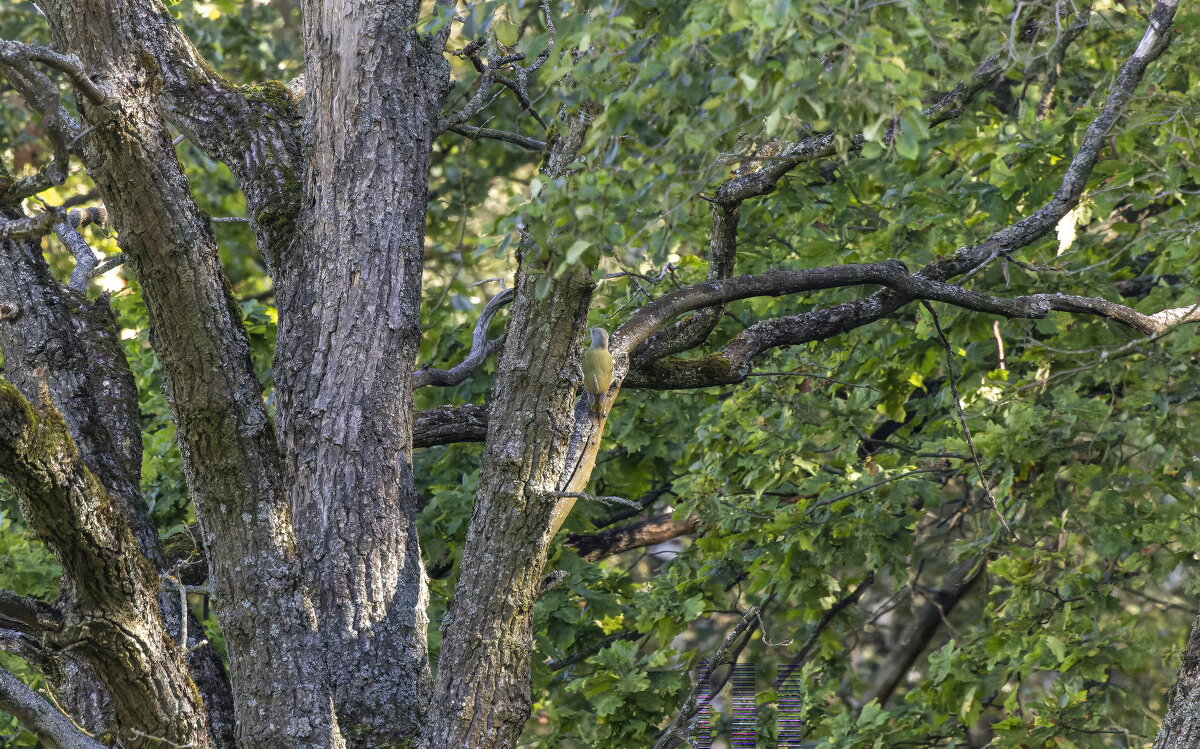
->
xmin=90 ymin=253 xmax=126 ymax=278
xmin=652 ymin=607 xmax=761 ymax=749
xmin=921 ymin=302 xmax=1018 ymax=542
xmin=806 ymin=463 xmax=954 ymax=514
xmin=447 ymin=124 xmax=546 ymax=152
xmin=546 ymin=491 xmax=642 ymax=510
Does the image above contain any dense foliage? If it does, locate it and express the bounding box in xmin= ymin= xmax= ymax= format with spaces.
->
xmin=1 ymin=0 xmax=1198 ymax=746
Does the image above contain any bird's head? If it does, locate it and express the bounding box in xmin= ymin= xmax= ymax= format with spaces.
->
xmin=589 ymin=327 xmax=610 ymax=349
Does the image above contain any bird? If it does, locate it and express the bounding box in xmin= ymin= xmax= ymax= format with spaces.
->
xmin=581 ymin=326 xmax=614 ymax=420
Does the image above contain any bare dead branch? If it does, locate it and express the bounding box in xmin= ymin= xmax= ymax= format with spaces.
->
xmin=89 ymin=253 xmax=125 ymax=278
xmin=441 ymin=36 xmax=500 ymax=130
xmin=0 ymin=53 xmax=81 ymax=204
xmin=55 ymin=207 xmax=107 ymax=291
xmin=414 ymin=288 xmax=515 ymax=388
xmin=567 ymin=511 xmax=700 ymax=562
xmin=446 ymin=123 xmax=547 ymax=151
xmin=0 ymin=40 xmax=105 ymax=104
xmin=545 ymin=490 xmax=642 ymax=510
xmin=438 ymin=1 xmax=556 ymax=133
xmin=652 ymin=606 xmax=761 ymax=749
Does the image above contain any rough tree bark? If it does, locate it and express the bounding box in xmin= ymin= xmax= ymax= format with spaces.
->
xmin=423 ymin=103 xmax=600 ymax=749
xmin=33 ymin=1 xmax=335 ymax=744
xmin=272 ymin=3 xmax=450 ymax=741
xmin=0 ymin=1 xmax=1192 ymax=747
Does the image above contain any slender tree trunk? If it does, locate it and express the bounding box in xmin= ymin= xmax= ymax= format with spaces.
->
xmin=423 ymin=105 xmax=599 ymax=749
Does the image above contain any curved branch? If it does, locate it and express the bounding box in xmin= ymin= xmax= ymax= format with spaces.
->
xmin=637 ymin=44 xmax=1007 ymax=363
xmin=622 ymin=0 xmax=1180 ymax=389
xmin=652 ymin=607 xmax=761 ymax=749
xmin=0 ymin=40 xmax=105 ymax=104
xmin=614 ymin=260 xmax=911 ymax=355
xmin=413 ymin=288 xmax=514 ymax=388
xmin=0 ymin=48 xmax=81 ymax=204
xmin=0 ymin=665 xmax=106 ymax=749
xmin=921 ymin=0 xmax=1177 ymax=285
xmin=620 ymin=266 xmax=1199 ymax=389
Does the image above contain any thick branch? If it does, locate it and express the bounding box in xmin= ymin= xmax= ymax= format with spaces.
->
xmin=0 ymin=205 xmax=104 ymax=241
xmin=620 ymin=266 xmax=1199 ymax=389
xmin=425 ymin=102 xmax=599 ymax=749
xmin=0 ymin=381 xmax=211 ymax=747
xmin=567 ymin=512 xmax=700 ymax=562
xmin=0 ymin=589 xmax=60 ymax=634
xmin=921 ymin=0 xmax=1177 ymax=284
xmin=413 ymin=404 xmax=489 ymax=447
xmin=860 ymin=558 xmax=985 ymax=707
xmin=0 ymin=666 xmax=106 ymax=749
xmin=35 ymin=1 xmax=324 ymax=740
xmin=49 ymin=9 xmax=306 ymax=275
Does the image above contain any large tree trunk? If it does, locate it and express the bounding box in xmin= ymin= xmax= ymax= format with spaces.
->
xmin=271 ymin=5 xmax=449 ymax=742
